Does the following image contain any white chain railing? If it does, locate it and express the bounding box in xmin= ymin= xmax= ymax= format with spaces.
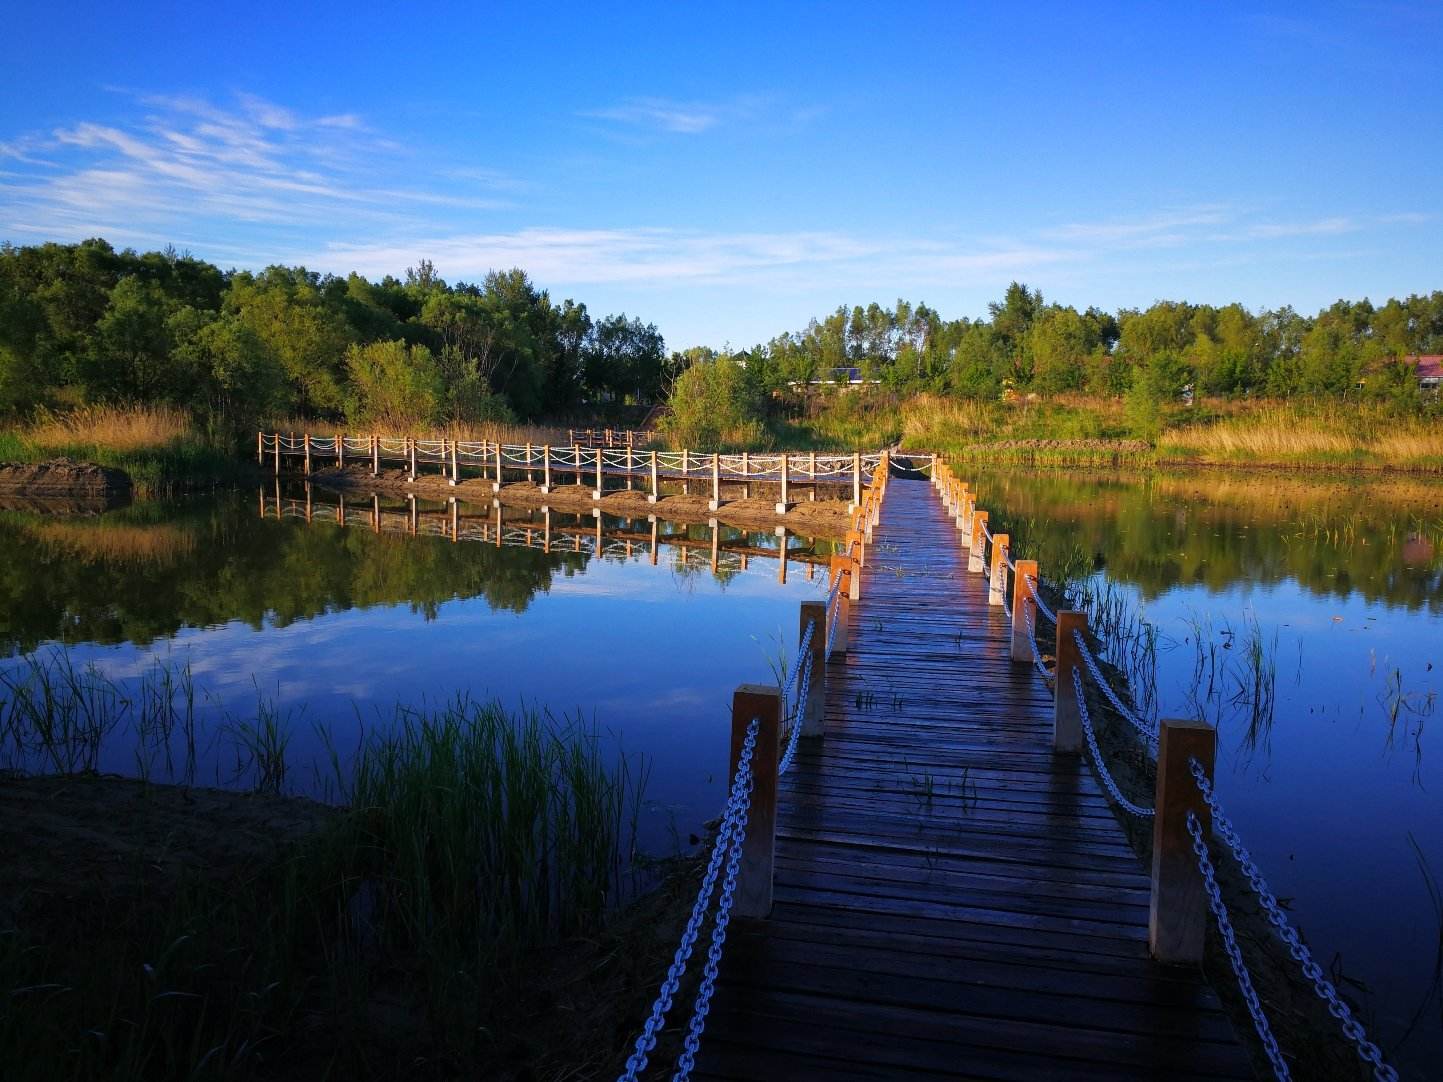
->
xmin=1024 ymin=574 xmax=1056 ymax=624
xmin=1072 ymin=628 xmax=1159 ymax=756
xmin=1186 ymin=810 xmax=1293 ymax=1081
xmin=1188 ymin=761 xmax=1399 ymax=1082
xmin=779 ymin=619 xmax=816 ymax=776
xmin=1072 ymin=668 xmax=1153 ymax=818
xmin=617 ymin=718 xmax=759 ymax=1082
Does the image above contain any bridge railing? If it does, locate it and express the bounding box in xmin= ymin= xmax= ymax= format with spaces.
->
xmin=932 ymin=459 xmax=1398 ymax=1082
xmin=615 ymin=455 xmax=887 ymax=1081
xmin=259 ymin=432 xmax=895 ymax=512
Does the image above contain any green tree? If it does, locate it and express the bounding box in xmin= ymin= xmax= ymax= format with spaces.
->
xmin=344 ymin=340 xmax=444 ymax=429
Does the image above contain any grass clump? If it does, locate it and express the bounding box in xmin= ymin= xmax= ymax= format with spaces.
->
xmin=0 ymin=655 xmax=649 ymax=1080
xmin=1 ymin=404 xmax=246 ymax=495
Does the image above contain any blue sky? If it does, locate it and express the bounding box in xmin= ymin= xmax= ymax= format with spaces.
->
xmin=2 ymin=1 xmax=1440 ymax=347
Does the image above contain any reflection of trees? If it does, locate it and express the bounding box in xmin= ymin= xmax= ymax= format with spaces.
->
xmin=0 ymin=500 xmax=587 ymax=653
xmin=970 ymin=470 xmax=1443 ymax=612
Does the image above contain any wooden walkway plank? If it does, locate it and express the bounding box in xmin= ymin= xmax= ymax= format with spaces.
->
xmin=693 ymin=478 xmax=1249 ymax=1080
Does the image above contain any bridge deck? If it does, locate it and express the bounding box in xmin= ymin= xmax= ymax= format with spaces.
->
xmin=694 ymin=479 xmax=1250 ymax=1081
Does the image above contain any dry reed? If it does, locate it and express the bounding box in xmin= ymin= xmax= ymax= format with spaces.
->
xmin=23 ymin=404 xmax=194 ymax=452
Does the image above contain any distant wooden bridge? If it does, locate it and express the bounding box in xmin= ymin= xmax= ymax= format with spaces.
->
xmin=614 ymin=461 xmax=1400 ymax=1081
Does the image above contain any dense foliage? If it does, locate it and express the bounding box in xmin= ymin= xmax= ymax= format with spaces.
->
xmin=718 ymin=283 xmax=1443 ymax=407
xmin=0 ymin=240 xmax=667 ymax=431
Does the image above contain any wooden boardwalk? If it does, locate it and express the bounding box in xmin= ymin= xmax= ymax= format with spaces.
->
xmin=693 ymin=479 xmax=1250 ymax=1081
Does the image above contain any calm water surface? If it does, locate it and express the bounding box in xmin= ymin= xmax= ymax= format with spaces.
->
xmin=0 ymin=486 xmax=832 ymax=859
xmin=969 ymin=468 xmax=1443 ymax=1078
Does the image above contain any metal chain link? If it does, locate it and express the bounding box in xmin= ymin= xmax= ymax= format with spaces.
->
xmin=1026 ymin=603 xmax=1054 ymax=686
xmin=1072 ymin=628 xmax=1159 ymax=755
xmin=673 ymin=755 xmax=757 ymax=1081
xmin=1024 ymin=574 xmax=1057 ymax=624
xmin=824 ymin=573 xmax=844 ymax=659
xmin=1188 ymin=761 xmax=1400 ymax=1082
xmin=1186 ymin=810 xmax=1294 ymax=1081
xmin=780 ymin=623 xmax=815 ymax=775
xmin=617 ymin=718 xmax=759 ymax=1082
xmin=1073 ymin=668 xmax=1154 ymax=818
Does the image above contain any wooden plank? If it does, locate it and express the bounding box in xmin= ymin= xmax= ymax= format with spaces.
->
xmin=691 ymin=478 xmax=1248 ymax=1079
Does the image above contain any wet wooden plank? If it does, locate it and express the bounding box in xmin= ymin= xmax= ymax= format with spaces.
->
xmin=693 ymin=479 xmax=1249 ymax=1079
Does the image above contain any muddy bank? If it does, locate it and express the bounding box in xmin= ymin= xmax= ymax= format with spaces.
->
xmin=0 ymin=773 xmax=334 ymax=926
xmin=307 ymin=463 xmax=853 ymax=537
xmin=0 ymin=458 xmax=132 ymax=499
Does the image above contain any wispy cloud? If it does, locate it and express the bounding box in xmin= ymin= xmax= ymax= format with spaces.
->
xmin=578 ymin=94 xmax=782 ymax=135
xmin=1246 ymin=217 xmax=1357 ymax=239
xmin=1044 ymin=206 xmax=1232 ymax=243
xmin=307 ymin=227 xmax=1078 ymax=289
xmin=0 ymin=91 xmax=518 ymax=252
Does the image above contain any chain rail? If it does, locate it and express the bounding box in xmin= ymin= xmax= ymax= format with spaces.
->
xmin=824 ymin=573 xmax=844 ymax=659
xmin=779 ymin=620 xmax=816 ymax=775
xmin=617 ymin=719 xmax=759 ymax=1082
xmin=1025 ymin=603 xmax=1054 ymax=686
xmin=1187 ymin=810 xmax=1294 ymax=1081
xmin=1072 ymin=628 xmax=1159 ymax=755
xmin=1024 ymin=574 xmax=1057 ymax=624
xmin=1073 ymin=668 xmax=1154 ymax=818
xmin=673 ymin=733 xmax=759 ymax=1081
xmin=1188 ymin=761 xmax=1400 ymax=1082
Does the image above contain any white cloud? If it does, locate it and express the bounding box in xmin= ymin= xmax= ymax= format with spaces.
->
xmin=1044 ymin=206 xmax=1232 ymax=243
xmin=1246 ymin=217 xmax=1357 ymax=239
xmin=581 ymin=97 xmax=726 ymax=134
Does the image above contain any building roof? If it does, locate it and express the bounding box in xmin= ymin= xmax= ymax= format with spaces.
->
xmin=1406 ymin=354 xmax=1443 ymax=380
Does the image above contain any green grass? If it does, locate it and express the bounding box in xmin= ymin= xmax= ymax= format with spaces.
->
xmin=0 ymin=655 xmax=647 ymax=1080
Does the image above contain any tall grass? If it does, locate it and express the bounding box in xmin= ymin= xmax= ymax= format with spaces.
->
xmin=0 ymin=655 xmax=647 ymax=1079
xmin=2 ymin=404 xmax=244 ymax=494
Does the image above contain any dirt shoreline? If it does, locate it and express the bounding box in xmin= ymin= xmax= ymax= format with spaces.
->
xmin=0 ymin=458 xmax=132 ymax=498
xmin=305 ymin=463 xmax=854 ymax=536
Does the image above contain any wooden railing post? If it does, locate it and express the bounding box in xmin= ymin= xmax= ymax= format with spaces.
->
xmin=542 ymin=444 xmax=551 ymax=493
xmin=851 ymin=452 xmax=861 ymax=511
xmin=593 ymin=446 xmax=604 ymax=501
xmin=989 ymin=533 xmax=1009 ymax=606
xmin=371 ymin=434 xmax=379 ymax=477
xmin=968 ymin=511 xmax=988 ymax=572
xmin=336 ymin=434 xmax=344 ymax=468
xmin=1150 ymin=719 xmax=1216 ymax=963
xmin=847 ymin=547 xmax=861 ymax=600
xmin=1011 ymin=559 xmax=1038 ymax=662
xmin=777 ymin=452 xmax=790 ymax=515
xmin=273 ymin=433 xmax=281 ymax=475
xmin=828 ymin=557 xmax=851 ymax=654
xmin=408 ymin=437 xmax=417 ymax=482
xmin=494 ymin=442 xmax=504 ymax=493
xmin=303 ymin=432 xmax=311 ymax=475
xmin=799 ymin=601 xmax=826 ymax=736
xmin=256 ymin=431 xmax=264 ymax=465
xmin=450 ymin=438 xmax=460 ymax=485
xmin=1053 ymin=611 xmax=1087 ymax=753
xmin=731 ymin=684 xmax=781 ymax=918
xmin=954 ymin=484 xmax=969 ymax=532
xmin=649 ymin=450 xmax=659 ymax=504
xmin=709 ymin=454 xmax=721 ymax=512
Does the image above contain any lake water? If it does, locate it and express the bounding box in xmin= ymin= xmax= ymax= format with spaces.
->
xmin=4 ymin=470 xmax=1439 ymax=1076
xmin=0 ymin=485 xmax=833 ymax=858
xmin=967 ymin=468 xmax=1443 ymax=1079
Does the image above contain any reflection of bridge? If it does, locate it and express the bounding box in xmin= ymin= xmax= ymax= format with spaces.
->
xmin=260 ymin=484 xmax=836 ymax=584
xmin=615 ymin=460 xmax=1391 ymax=1079
xmin=260 ymin=432 xmax=900 ymax=512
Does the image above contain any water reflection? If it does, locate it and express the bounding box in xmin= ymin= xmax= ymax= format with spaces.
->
xmin=969 ymin=470 xmax=1443 ymax=611
xmin=0 ymin=486 xmax=834 ymax=655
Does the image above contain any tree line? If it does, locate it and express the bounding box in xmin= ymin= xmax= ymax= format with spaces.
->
xmin=703 ymin=283 xmax=1443 ymax=406
xmin=0 ymin=239 xmax=668 ymax=432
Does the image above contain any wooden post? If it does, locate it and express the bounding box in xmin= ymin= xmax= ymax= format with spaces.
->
xmin=799 ymin=601 xmax=826 ymax=736
xmin=494 ymin=441 xmax=504 ymax=494
xmin=338 ymin=492 xmax=346 ymax=526
xmin=450 ymin=438 xmax=460 ymax=486
xmin=649 ymin=515 xmax=659 ymax=565
xmin=371 ymin=435 xmax=379 ymax=477
xmin=989 ymin=533 xmax=1009 ymax=606
xmin=542 ymin=445 xmax=552 ymax=494
xmin=304 ymin=483 xmax=312 ymax=523
xmin=257 ymin=431 xmax=264 ymax=465
xmin=776 ymin=452 xmax=789 ymax=515
xmin=710 ymin=519 xmax=720 ymax=573
xmin=451 ymin=497 xmax=459 ymax=542
xmin=408 ymin=438 xmax=417 ymax=482
xmin=847 ymin=549 xmax=861 ymax=601
xmin=593 ymin=446 xmax=603 ymax=501
xmin=808 ymin=450 xmax=817 ymax=501
xmin=649 ymin=451 xmax=659 ymax=504
xmin=828 ymin=557 xmax=851 ymax=655
xmin=494 ymin=499 xmax=503 ymax=548
xmin=372 ymin=493 xmax=380 ymax=533
xmin=625 ymin=446 xmax=633 ymax=490
xmin=955 ymin=483 xmax=969 ymax=532
xmin=303 ymin=433 xmax=311 ymax=475
xmin=709 ymin=454 xmax=721 ymax=512
xmin=730 ymin=684 xmax=781 ymax=918
xmin=1150 ymin=719 xmax=1217 ymax=963
xmin=968 ymin=511 xmax=988 ymax=572
xmin=851 ymin=452 xmax=862 ymax=511
xmin=273 ymin=433 xmax=281 ymax=475
xmin=542 ymin=506 xmax=551 ymax=553
xmin=409 ymin=494 xmax=417 ymax=536
xmin=777 ymin=526 xmax=789 ymax=584
xmin=1011 ymin=559 xmax=1038 ymax=662
xmin=1053 ymin=611 xmax=1087 ymax=753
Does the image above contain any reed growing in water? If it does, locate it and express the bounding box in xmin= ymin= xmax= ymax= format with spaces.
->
xmin=0 ymin=654 xmax=646 ymax=1079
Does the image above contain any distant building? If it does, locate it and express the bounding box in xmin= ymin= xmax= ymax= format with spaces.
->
xmin=1407 ymin=354 xmax=1443 ymax=390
